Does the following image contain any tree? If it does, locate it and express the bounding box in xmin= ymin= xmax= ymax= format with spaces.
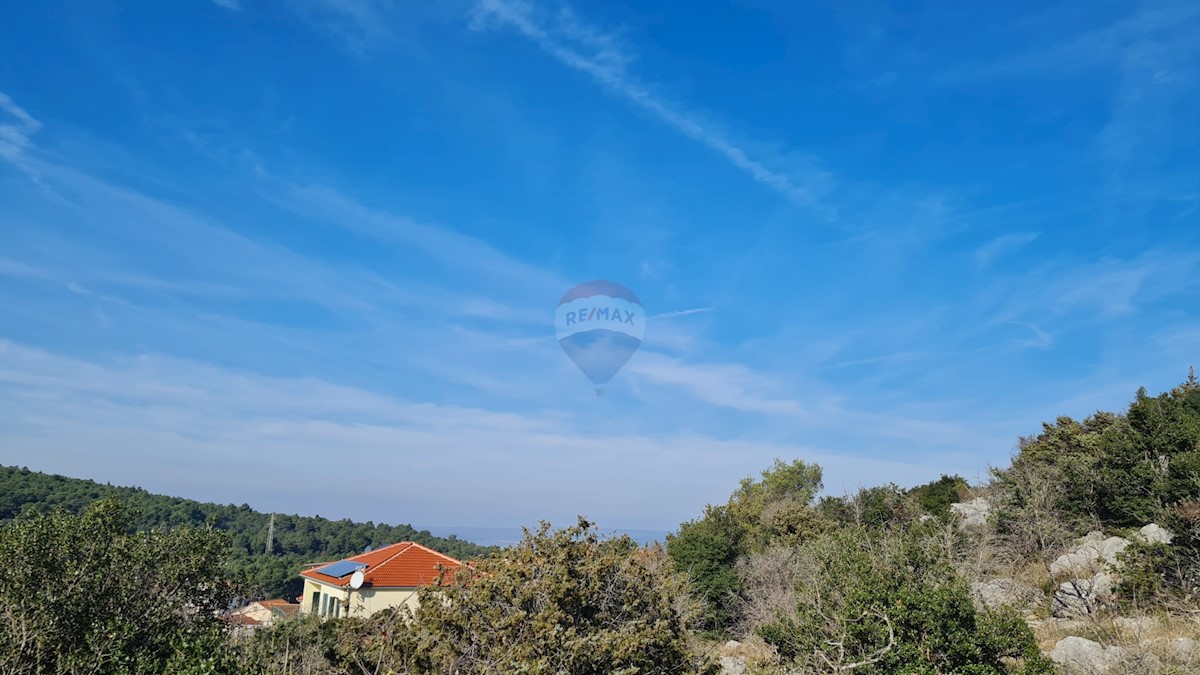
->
xmin=0 ymin=465 xmax=496 ymax=600
xmin=752 ymin=526 xmax=1053 ymax=674
xmin=0 ymin=500 xmax=239 ymax=674
xmin=668 ymin=458 xmax=828 ymax=633
xmin=667 ymin=505 xmax=744 ymax=631
xmin=397 ymin=518 xmax=713 ymax=674
xmin=909 ymin=474 xmax=969 ymax=519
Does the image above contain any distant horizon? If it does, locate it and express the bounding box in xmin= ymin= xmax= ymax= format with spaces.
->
xmin=1 ymin=461 xmax=673 ymax=540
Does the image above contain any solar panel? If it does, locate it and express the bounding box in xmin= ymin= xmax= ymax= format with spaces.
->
xmin=317 ymin=560 xmax=367 ymax=578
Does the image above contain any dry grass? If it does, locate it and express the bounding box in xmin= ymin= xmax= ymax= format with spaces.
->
xmin=692 ymin=634 xmax=781 ymax=675
xmin=1031 ymin=610 xmax=1200 ymax=673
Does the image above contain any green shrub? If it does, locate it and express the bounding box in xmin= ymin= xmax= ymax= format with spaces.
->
xmin=754 ymin=527 xmax=1051 ymax=674
xmin=0 ymin=500 xmax=238 ymax=675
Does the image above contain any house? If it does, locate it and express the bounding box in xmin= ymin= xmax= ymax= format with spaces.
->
xmin=299 ymin=541 xmax=463 ymax=618
xmin=226 ymin=598 xmax=300 ymax=631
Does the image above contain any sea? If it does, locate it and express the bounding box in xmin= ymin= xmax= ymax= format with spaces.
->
xmin=421 ymin=525 xmax=672 ymax=548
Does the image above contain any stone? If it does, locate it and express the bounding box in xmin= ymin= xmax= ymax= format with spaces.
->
xmin=1049 ymin=636 xmax=1125 ymax=674
xmin=1052 ymin=572 xmax=1115 ymax=618
xmin=1050 ymin=535 xmax=1132 ymax=577
xmin=1113 ymin=616 xmax=1153 ymax=635
xmin=949 ymin=497 xmax=991 ymax=527
xmin=970 ymin=578 xmax=1040 ymax=611
xmin=1170 ymin=637 xmax=1198 ymax=664
xmin=1132 ymin=523 xmax=1173 ymax=545
xmin=718 ymin=655 xmax=748 ymax=675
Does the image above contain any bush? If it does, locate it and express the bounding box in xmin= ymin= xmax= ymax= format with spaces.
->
xmin=408 ymin=518 xmax=714 ymax=674
xmin=0 ymin=500 xmax=238 ymax=675
xmin=668 ymin=505 xmax=744 ymax=632
xmin=751 ymin=527 xmax=1052 ymax=674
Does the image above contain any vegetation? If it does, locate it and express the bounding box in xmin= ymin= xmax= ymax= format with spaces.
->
xmin=991 ymin=369 xmax=1200 ymax=602
xmin=236 ymin=519 xmax=713 ymax=674
xmin=0 ymin=500 xmax=239 ymax=674
xmin=0 ymin=466 xmax=495 ymax=601
xmin=1 ymin=371 xmax=1197 ymax=673
xmin=751 ymin=525 xmax=1051 ymax=674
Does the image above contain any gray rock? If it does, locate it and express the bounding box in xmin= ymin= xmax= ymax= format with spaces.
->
xmin=1050 ymin=535 xmax=1132 ymax=577
xmin=949 ymin=497 xmax=991 ymax=527
xmin=1049 ymin=636 xmax=1125 ymax=674
xmin=1113 ymin=616 xmax=1153 ymax=635
xmin=971 ymin=578 xmax=1040 ymax=611
xmin=718 ymin=655 xmax=748 ymax=675
xmin=1170 ymin=637 xmax=1198 ymax=664
xmin=1052 ymin=572 xmax=1115 ymax=618
xmin=1132 ymin=523 xmax=1173 ymax=545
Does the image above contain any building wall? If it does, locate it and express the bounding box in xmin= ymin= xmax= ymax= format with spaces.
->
xmin=231 ymin=602 xmax=273 ymax=624
xmin=301 ymin=578 xmax=422 ymax=618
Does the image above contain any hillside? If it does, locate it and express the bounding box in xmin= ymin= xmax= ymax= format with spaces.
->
xmin=0 ymin=465 xmax=495 ymax=599
xmin=1 ymin=372 xmax=1196 ymax=674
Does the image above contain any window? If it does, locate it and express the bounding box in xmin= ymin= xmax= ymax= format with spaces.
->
xmin=310 ymin=591 xmax=320 ymax=615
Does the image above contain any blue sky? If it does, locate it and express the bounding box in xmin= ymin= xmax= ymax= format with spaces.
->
xmin=1 ymin=0 xmax=1197 ymax=533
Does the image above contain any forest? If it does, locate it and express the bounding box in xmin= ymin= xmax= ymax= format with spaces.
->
xmin=0 ymin=371 xmax=1197 ymax=674
xmin=0 ymin=466 xmax=495 ymax=600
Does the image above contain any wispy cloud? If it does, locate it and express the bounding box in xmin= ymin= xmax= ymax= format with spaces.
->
xmin=938 ymin=1 xmax=1198 ymax=84
xmin=287 ymin=0 xmax=397 ymax=51
xmin=275 ymin=182 xmax=563 ymax=292
xmin=648 ymin=307 xmax=713 ymax=320
xmin=210 ymin=0 xmax=242 ymax=10
xmin=975 ymin=232 xmax=1039 ymax=269
xmin=0 ymin=92 xmax=40 ymax=159
xmin=470 ymin=0 xmax=823 ymax=202
xmin=0 ymin=340 xmax=970 ymax=527
xmin=0 ymin=91 xmax=47 ymax=183
xmin=1010 ymin=322 xmax=1053 ymax=350
xmin=627 ymin=352 xmax=806 ymax=416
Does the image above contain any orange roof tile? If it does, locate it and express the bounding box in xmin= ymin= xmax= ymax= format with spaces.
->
xmin=299 ymin=542 xmax=462 ymax=589
xmin=258 ymin=598 xmax=296 ymax=608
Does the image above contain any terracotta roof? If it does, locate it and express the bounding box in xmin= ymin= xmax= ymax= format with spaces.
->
xmin=259 ymin=598 xmax=298 ymax=610
xmin=299 ymin=542 xmax=462 ymax=589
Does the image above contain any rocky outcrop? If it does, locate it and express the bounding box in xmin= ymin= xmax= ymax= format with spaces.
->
xmin=1131 ymin=523 xmax=1173 ymax=545
xmin=1049 ymin=532 xmax=1131 ymax=577
xmin=949 ymin=497 xmax=990 ymax=527
xmin=1051 ymin=637 xmax=1169 ymax=674
xmin=1050 ymin=637 xmax=1125 ymax=674
xmin=718 ymin=641 xmax=748 ymax=675
xmin=1170 ymin=637 xmax=1197 ymax=665
xmin=970 ymin=578 xmax=1040 ymax=611
xmin=1052 ymin=572 xmax=1115 ymax=618
xmin=718 ymin=655 xmax=747 ymax=675
xmin=1045 ymin=524 xmax=1175 ymax=617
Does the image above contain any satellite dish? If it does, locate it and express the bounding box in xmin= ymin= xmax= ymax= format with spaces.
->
xmin=349 ymin=570 xmax=365 ymax=589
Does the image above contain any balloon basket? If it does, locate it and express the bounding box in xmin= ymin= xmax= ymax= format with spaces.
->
xmin=595 ymin=388 xmax=605 ymax=396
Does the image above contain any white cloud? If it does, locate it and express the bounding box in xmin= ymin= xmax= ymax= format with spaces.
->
xmin=0 ymin=92 xmax=48 ymax=183
xmin=211 ymin=0 xmax=242 ymax=10
xmin=0 ymin=92 xmax=41 ymax=158
xmin=975 ymin=232 xmax=1039 ymax=269
xmin=627 ymin=352 xmax=806 ymax=416
xmin=1011 ymin=322 xmax=1053 ymax=350
xmin=470 ymin=0 xmax=825 ymax=202
xmin=0 ymin=340 xmax=969 ymax=529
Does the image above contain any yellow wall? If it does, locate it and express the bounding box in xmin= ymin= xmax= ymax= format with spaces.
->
xmin=301 ymin=578 xmax=422 ymax=618
xmin=230 ymin=602 xmax=274 ymax=624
